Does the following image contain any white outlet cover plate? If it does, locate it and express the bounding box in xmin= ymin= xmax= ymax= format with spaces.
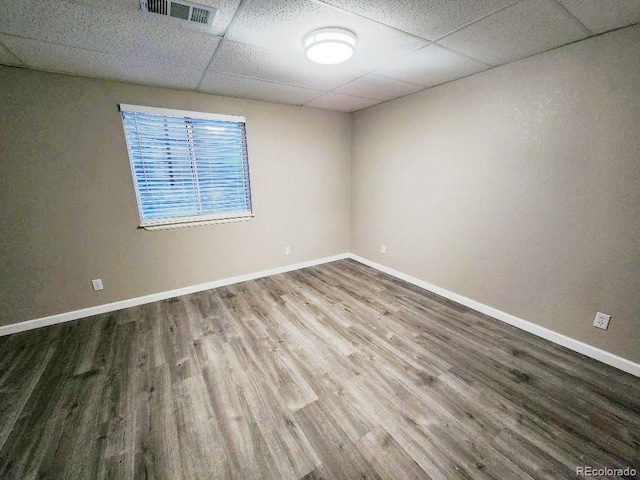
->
xmin=381 ymin=245 xmax=387 ymax=254
xmin=91 ymin=279 xmax=104 ymax=291
xmin=593 ymin=312 xmax=611 ymax=330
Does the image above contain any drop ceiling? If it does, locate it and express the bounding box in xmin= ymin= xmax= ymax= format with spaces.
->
xmin=0 ymin=0 xmax=638 ymax=112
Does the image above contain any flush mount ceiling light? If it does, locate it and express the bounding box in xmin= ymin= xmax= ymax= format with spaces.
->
xmin=303 ymin=28 xmax=357 ymax=65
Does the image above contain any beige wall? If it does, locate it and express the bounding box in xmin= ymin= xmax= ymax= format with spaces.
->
xmin=351 ymin=25 xmax=640 ymax=363
xmin=1 ymin=26 xmax=638 ymax=365
xmin=0 ymin=67 xmax=351 ymax=326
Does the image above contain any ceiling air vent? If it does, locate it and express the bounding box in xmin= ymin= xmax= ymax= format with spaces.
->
xmin=140 ymin=0 xmax=216 ymax=28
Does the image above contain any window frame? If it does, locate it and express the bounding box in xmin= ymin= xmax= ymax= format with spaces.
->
xmin=119 ymin=104 xmax=254 ymax=230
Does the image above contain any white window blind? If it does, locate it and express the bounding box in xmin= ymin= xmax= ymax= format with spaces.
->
xmin=119 ymin=104 xmax=253 ymax=229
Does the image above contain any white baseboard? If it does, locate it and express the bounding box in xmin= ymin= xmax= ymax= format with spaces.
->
xmin=347 ymin=253 xmax=640 ymax=378
xmin=0 ymin=253 xmax=350 ymax=337
xmin=3 ymin=251 xmax=638 ymax=377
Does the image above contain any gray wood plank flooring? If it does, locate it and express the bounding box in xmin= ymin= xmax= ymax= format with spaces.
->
xmin=0 ymin=259 xmax=638 ymax=479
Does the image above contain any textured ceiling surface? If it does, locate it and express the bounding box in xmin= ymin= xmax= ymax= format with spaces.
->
xmin=0 ymin=0 xmax=638 ymax=112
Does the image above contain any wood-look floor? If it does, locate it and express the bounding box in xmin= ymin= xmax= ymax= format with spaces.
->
xmin=1 ymin=259 xmax=638 ymax=479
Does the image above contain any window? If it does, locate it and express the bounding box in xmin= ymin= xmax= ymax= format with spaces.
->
xmin=119 ymin=104 xmax=253 ymax=230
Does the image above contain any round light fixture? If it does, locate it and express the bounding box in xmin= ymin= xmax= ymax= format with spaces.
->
xmin=303 ymin=28 xmax=357 ymax=65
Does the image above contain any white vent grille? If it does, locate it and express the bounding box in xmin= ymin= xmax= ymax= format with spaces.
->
xmin=140 ymin=0 xmax=216 ymax=27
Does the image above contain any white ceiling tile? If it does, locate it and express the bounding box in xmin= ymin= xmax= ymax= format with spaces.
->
xmin=375 ymin=44 xmax=488 ymax=87
xmin=333 ymin=73 xmax=424 ymax=101
xmin=0 ymin=40 xmax=21 ymax=65
xmin=0 ymin=0 xmax=221 ymax=69
xmin=199 ymin=72 xmax=324 ymax=105
xmin=225 ymin=0 xmax=426 ymax=71
xmin=63 ymin=0 xmax=139 ymax=11
xmin=62 ymin=0 xmax=242 ymax=36
xmin=438 ymin=0 xmax=590 ymax=65
xmin=304 ymin=92 xmax=380 ymax=112
xmin=0 ymin=35 xmax=203 ymax=89
xmin=557 ymin=0 xmax=640 ymax=34
xmin=2 ymin=0 xmax=630 ymax=106
xmin=211 ymin=40 xmax=364 ymax=90
xmin=322 ymin=0 xmax=519 ymax=40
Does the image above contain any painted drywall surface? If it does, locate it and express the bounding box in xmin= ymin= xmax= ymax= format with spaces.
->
xmin=351 ymin=25 xmax=640 ymax=363
xmin=0 ymin=67 xmax=351 ymax=326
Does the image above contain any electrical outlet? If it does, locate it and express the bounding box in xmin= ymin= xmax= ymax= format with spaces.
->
xmin=593 ymin=312 xmax=611 ymax=330
xmin=91 ymin=279 xmax=104 ymax=291
xmin=285 ymin=246 xmax=291 ymax=256
xmin=381 ymin=245 xmax=387 ymax=254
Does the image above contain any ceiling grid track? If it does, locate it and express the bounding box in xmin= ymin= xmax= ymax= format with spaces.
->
xmin=309 ymin=0 xmax=433 ymax=43
xmin=195 ymin=0 xmax=253 ymax=91
xmin=550 ymin=0 xmax=594 ymax=35
xmin=303 ymin=42 xmax=434 ymax=106
xmin=0 ymin=31 xmax=202 ymax=73
xmin=0 ymin=37 xmax=25 ymax=65
xmin=431 ymin=0 xmax=524 ymax=43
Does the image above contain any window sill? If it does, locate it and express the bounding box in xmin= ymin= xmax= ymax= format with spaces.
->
xmin=140 ymin=215 xmax=254 ymax=231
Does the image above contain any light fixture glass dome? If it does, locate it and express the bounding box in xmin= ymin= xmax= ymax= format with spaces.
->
xmin=303 ymin=28 xmax=357 ymax=65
